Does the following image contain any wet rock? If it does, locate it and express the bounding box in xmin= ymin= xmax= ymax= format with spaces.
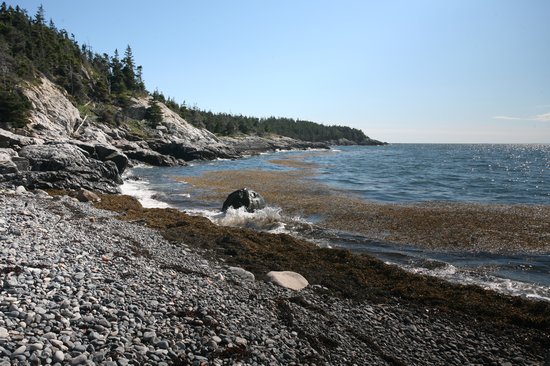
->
xmin=222 ymin=188 xmax=266 ymax=212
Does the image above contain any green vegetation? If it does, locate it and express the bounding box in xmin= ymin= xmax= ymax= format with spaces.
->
xmin=0 ymin=3 xmax=146 ymax=126
xmin=161 ymin=94 xmax=376 ymax=143
xmin=145 ymin=100 xmax=163 ymax=127
xmin=0 ymin=3 xmax=378 ymax=144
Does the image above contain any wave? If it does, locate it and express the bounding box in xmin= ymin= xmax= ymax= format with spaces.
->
xmin=120 ymin=178 xmax=171 ymax=209
xmin=406 ymin=263 xmax=550 ymax=301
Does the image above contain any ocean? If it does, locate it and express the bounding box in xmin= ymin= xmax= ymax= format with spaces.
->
xmin=121 ymin=143 xmax=550 ymax=301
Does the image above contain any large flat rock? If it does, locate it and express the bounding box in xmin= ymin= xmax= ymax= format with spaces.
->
xmin=266 ymin=271 xmax=309 ymax=291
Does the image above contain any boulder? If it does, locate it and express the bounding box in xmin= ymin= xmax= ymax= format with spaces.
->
xmin=266 ymin=271 xmax=309 ymax=291
xmin=19 ymin=143 xmax=92 ymax=172
xmin=13 ymin=143 xmax=121 ymax=193
xmin=0 ymin=159 xmax=18 ymax=175
xmin=222 ymin=188 xmax=266 ymax=212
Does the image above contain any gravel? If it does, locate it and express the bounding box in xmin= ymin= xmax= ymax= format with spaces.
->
xmin=0 ymin=189 xmax=546 ymax=365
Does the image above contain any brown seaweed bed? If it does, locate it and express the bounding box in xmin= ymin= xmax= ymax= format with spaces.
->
xmin=94 ymin=193 xmax=550 ymax=356
xmin=177 ymin=161 xmax=550 ymax=254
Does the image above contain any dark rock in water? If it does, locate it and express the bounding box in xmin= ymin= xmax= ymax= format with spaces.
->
xmin=222 ymin=188 xmax=266 ymax=212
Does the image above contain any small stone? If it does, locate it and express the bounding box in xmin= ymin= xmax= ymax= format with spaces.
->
xmin=70 ymin=353 xmax=88 ymax=365
xmin=156 ymin=340 xmax=169 ymax=349
xmin=28 ymin=342 xmax=44 ymax=351
xmin=15 ymin=186 xmax=26 ymax=195
xmin=143 ymin=331 xmax=156 ymax=342
xmin=43 ymin=332 xmax=57 ymax=340
xmin=235 ymin=337 xmax=248 ymax=346
xmin=53 ymin=350 xmax=65 ymax=363
xmin=228 ymin=266 xmax=255 ymax=282
xmin=12 ymin=345 xmax=26 ymax=356
xmin=211 ymin=336 xmax=222 ymax=344
xmin=0 ymin=327 xmax=8 ymax=338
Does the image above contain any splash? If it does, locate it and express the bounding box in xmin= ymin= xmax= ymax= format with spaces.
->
xmin=120 ymin=178 xmax=171 ymax=209
xmin=186 ymin=206 xmax=285 ymax=233
xmin=407 ymin=263 xmax=550 ymax=301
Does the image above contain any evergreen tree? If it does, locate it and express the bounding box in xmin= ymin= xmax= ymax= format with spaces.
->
xmin=145 ymin=100 xmax=163 ymax=126
xmin=34 ymin=4 xmax=44 ymax=25
xmin=109 ymin=49 xmax=125 ymax=94
xmin=122 ymin=45 xmax=136 ymax=91
xmin=0 ymin=88 xmax=31 ymax=128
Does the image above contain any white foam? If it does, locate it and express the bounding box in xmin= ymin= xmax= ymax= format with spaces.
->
xmin=120 ymin=179 xmax=171 ymax=209
xmin=405 ymin=263 xmax=550 ymax=302
xmin=205 ymin=206 xmax=286 ymax=232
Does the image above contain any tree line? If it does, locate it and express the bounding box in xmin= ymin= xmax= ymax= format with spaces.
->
xmin=156 ymin=92 xmax=373 ymax=143
xmin=0 ymin=4 xmax=374 ymax=144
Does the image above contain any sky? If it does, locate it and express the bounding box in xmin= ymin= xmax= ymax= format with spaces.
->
xmin=6 ymin=0 xmax=550 ymax=143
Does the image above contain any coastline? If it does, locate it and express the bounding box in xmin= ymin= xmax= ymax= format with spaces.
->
xmin=1 ymin=189 xmax=549 ymax=365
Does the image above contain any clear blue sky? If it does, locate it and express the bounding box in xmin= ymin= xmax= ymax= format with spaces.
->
xmin=7 ymin=0 xmax=550 ymax=143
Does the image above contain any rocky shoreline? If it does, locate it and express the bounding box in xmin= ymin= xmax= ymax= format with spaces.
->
xmin=0 ymin=76 xmax=336 ymax=194
xmin=1 ymin=76 xmax=549 ymax=365
xmin=1 ymin=189 xmax=549 ymax=365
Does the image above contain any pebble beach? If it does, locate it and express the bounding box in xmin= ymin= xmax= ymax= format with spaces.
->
xmin=1 ymin=189 xmax=549 ymax=365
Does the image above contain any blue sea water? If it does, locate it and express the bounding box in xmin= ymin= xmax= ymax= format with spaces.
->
xmin=307 ymin=144 xmax=550 ymax=204
xmin=122 ymin=143 xmax=550 ymax=300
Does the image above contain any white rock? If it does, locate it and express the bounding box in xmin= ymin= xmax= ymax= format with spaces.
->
xmin=15 ymin=186 xmax=27 ymax=195
xmin=22 ymin=77 xmax=81 ymax=139
xmin=266 ymin=271 xmax=309 ymax=291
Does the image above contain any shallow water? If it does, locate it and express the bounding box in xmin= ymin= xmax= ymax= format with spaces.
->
xmin=121 ymin=144 xmax=550 ymax=301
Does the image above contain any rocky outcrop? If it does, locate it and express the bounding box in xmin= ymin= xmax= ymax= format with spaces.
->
xmin=0 ymin=128 xmax=42 ymax=149
xmin=22 ymin=77 xmax=82 ymax=139
xmin=221 ymin=135 xmax=330 ymax=155
xmin=0 ymin=75 xmax=369 ymax=193
xmin=146 ymin=139 xmax=237 ymax=162
xmin=0 ymin=143 xmax=122 ymax=193
xmin=0 ymin=149 xmax=18 ymax=174
xmin=326 ymin=137 xmax=387 ymax=146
